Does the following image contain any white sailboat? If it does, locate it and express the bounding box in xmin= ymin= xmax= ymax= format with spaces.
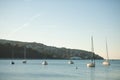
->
xmin=87 ymin=36 xmax=95 ymax=67
xmin=42 ymin=60 xmax=48 ymax=65
xmin=22 ymin=47 xmax=27 ymax=64
xmin=41 ymin=52 xmax=48 ymax=65
xmin=102 ymin=39 xmax=110 ymax=66
xmin=11 ymin=46 xmax=15 ymax=65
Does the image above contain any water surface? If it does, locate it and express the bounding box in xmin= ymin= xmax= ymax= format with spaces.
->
xmin=0 ymin=60 xmax=120 ymax=80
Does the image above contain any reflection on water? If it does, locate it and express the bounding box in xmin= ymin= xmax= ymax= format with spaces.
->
xmin=104 ymin=66 xmax=110 ymax=80
xmin=0 ymin=60 xmax=120 ymax=80
xmin=90 ymin=68 xmax=95 ymax=80
xmin=88 ymin=66 xmax=111 ymax=80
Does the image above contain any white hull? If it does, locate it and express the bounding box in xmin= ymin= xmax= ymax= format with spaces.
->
xmin=68 ymin=60 xmax=74 ymax=64
xmin=102 ymin=61 xmax=110 ymax=66
xmin=87 ymin=63 xmax=95 ymax=67
xmin=42 ymin=61 xmax=48 ymax=65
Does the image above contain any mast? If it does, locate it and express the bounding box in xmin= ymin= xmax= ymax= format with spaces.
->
xmin=91 ymin=36 xmax=95 ymax=63
xmin=106 ymin=39 xmax=109 ymax=61
xmin=24 ymin=47 xmax=26 ymax=59
xmin=12 ymin=46 xmax=14 ymax=60
xmin=11 ymin=46 xmax=15 ymax=64
xmin=23 ymin=46 xmax=27 ymax=64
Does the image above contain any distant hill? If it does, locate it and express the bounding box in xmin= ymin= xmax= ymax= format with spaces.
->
xmin=0 ymin=39 xmax=103 ymax=59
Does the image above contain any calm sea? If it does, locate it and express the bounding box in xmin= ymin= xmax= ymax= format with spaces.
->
xmin=0 ymin=60 xmax=120 ymax=80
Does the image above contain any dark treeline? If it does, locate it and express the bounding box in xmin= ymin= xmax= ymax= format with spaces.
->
xmin=0 ymin=39 xmax=103 ymax=59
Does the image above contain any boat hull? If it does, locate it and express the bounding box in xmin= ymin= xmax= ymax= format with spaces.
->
xmin=23 ymin=60 xmax=27 ymax=64
xmin=102 ymin=61 xmax=110 ymax=66
xmin=68 ymin=60 xmax=74 ymax=64
xmin=11 ymin=61 xmax=15 ymax=65
xmin=87 ymin=63 xmax=95 ymax=67
xmin=42 ymin=61 xmax=48 ymax=65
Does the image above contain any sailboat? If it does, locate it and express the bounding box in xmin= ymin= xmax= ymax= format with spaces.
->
xmin=41 ymin=51 xmax=48 ymax=65
xmin=11 ymin=46 xmax=15 ymax=65
xmin=22 ymin=47 xmax=27 ymax=64
xmin=42 ymin=60 xmax=48 ymax=65
xmin=68 ymin=60 xmax=74 ymax=64
xmin=102 ymin=39 xmax=110 ymax=66
xmin=87 ymin=36 xmax=95 ymax=67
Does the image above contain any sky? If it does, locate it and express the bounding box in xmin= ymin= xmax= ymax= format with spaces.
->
xmin=0 ymin=0 xmax=120 ymax=59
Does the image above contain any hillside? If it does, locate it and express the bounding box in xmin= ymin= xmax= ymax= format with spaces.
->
xmin=0 ymin=39 xmax=103 ymax=59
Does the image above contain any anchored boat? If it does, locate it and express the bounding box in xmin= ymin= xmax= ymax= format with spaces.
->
xmin=87 ymin=36 xmax=95 ymax=67
xmin=102 ymin=39 xmax=110 ymax=66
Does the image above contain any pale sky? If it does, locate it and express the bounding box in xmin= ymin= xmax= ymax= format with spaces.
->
xmin=0 ymin=0 xmax=120 ymax=59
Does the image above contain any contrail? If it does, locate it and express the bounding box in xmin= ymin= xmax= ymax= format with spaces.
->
xmin=4 ymin=14 xmax=40 ymax=38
